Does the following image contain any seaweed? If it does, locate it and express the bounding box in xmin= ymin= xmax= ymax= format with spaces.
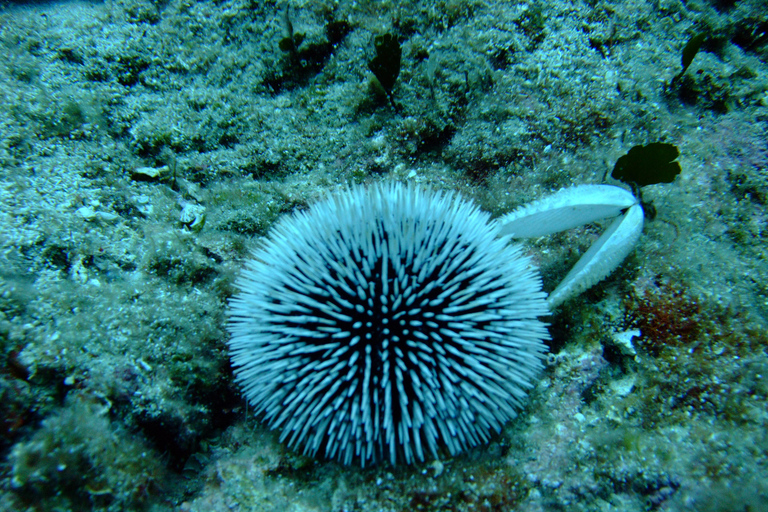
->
xmin=672 ymin=32 xmax=706 ymax=85
xmin=9 ymin=396 xmax=165 ymax=511
xmin=368 ymin=33 xmax=402 ymax=112
xmin=611 ymin=142 xmax=682 ymax=188
xmin=278 ymin=6 xmax=305 ymax=58
xmin=264 ymin=9 xmax=353 ymax=93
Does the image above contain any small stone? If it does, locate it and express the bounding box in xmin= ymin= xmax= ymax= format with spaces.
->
xmin=75 ymin=205 xmax=97 ymax=221
xmin=180 ymin=203 xmax=206 ymax=232
xmin=131 ymin=165 xmax=167 ymax=182
xmin=95 ymin=211 xmax=120 ymax=222
xmin=611 ymin=328 xmax=640 ymax=356
xmin=176 ymin=178 xmax=202 ymax=201
xmin=70 ymin=257 xmax=89 ymax=283
xmin=133 ymin=195 xmax=154 ymax=216
xmin=610 ymin=374 xmax=636 ymax=397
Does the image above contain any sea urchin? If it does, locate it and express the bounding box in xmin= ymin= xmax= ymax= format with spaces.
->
xmin=227 ymin=182 xmax=549 ymax=466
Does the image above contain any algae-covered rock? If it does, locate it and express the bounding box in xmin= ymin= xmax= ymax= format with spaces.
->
xmin=10 ymin=395 xmax=164 ymax=512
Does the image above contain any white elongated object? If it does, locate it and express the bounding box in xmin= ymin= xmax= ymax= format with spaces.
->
xmin=498 ymin=185 xmax=638 ymax=238
xmin=546 ymin=202 xmax=644 ymax=308
xmin=498 ymin=184 xmax=644 ymax=309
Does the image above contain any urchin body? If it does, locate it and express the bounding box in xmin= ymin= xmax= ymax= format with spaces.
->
xmin=227 ymin=183 xmax=549 ymax=466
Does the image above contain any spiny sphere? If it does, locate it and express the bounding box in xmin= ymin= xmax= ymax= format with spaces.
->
xmin=227 ymin=183 xmax=549 ymax=467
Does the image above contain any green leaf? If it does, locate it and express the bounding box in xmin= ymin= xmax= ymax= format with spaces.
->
xmin=681 ymin=32 xmax=706 ymax=75
xmin=611 ymin=142 xmax=682 ymax=187
xmin=368 ymin=33 xmax=401 ymax=93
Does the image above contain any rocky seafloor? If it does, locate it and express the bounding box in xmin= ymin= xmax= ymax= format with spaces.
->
xmin=0 ymin=0 xmax=766 ymax=510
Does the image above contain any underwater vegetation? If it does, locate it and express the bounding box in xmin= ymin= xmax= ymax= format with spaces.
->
xmin=368 ymin=33 xmax=402 ymax=111
xmin=611 ymin=142 xmax=682 ymax=190
xmin=9 ymin=395 xmax=165 ymax=511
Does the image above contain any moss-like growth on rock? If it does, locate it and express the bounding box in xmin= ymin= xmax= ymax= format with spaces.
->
xmin=10 ymin=395 xmax=165 ymax=512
